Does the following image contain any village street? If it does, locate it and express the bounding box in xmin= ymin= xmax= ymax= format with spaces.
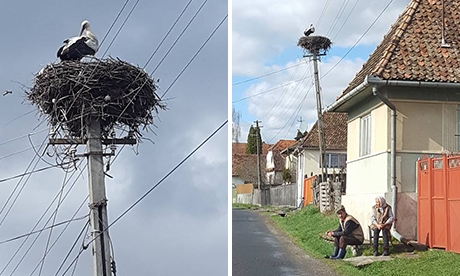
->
xmin=232 ymin=208 xmax=339 ymax=276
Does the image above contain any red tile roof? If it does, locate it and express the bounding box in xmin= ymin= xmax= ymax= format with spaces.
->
xmin=268 ymin=140 xmax=297 ymax=151
xmin=232 ymin=153 xmax=267 ymax=183
xmin=300 ymin=112 xmax=347 ymax=150
xmin=232 ymin=142 xmax=271 ymax=155
xmin=342 ymin=0 xmax=460 ymax=95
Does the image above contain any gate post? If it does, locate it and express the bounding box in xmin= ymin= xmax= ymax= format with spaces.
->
xmin=445 ymin=154 xmax=451 ymax=252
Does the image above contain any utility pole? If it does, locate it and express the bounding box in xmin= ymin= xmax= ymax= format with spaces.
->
xmin=297 ymin=29 xmax=331 ymax=185
xmin=87 ymin=120 xmax=111 ymax=276
xmin=254 ymin=120 xmax=263 ymax=190
xmin=311 ymin=52 xmax=327 ymax=183
xmin=49 ymin=123 xmax=136 ymax=276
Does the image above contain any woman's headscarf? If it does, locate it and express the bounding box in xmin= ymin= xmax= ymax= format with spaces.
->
xmin=376 ymin=196 xmax=387 ymax=207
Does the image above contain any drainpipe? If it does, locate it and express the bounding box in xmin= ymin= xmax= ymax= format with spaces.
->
xmin=371 ymin=85 xmax=408 ymax=244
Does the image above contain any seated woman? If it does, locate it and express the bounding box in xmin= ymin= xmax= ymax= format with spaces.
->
xmin=370 ymin=196 xmax=394 ymax=256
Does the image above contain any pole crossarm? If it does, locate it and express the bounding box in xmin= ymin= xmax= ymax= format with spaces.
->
xmin=49 ymin=138 xmax=137 ymax=145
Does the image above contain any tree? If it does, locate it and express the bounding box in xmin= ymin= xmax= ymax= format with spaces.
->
xmin=232 ymin=107 xmax=241 ymax=143
xmin=246 ymin=125 xmax=262 ymax=154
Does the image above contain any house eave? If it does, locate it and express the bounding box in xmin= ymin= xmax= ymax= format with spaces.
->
xmin=327 ymin=76 xmax=460 ymax=112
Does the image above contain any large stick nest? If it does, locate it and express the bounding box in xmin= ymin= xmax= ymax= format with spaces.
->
xmin=297 ymin=36 xmax=332 ymax=54
xmin=27 ymin=58 xmax=165 ymax=139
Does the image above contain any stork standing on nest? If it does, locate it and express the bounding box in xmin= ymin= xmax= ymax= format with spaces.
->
xmin=304 ymin=24 xmax=315 ymax=36
xmin=57 ymin=20 xmax=99 ymax=61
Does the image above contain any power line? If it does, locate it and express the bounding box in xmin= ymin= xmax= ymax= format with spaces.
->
xmin=0 ymin=161 xmax=86 ymax=274
xmin=98 ymin=0 xmax=131 ymax=49
xmin=0 ymin=163 xmax=65 ymax=184
xmin=151 ymin=0 xmax=209 ymax=75
xmin=0 ymin=215 xmax=88 ymax=245
xmin=160 ymin=14 xmax=228 ymax=98
xmin=322 ymin=0 xmax=394 ymax=79
xmin=101 ymin=0 xmax=140 ymax=58
xmin=30 ymin=196 xmax=89 ymax=276
xmin=143 ymin=0 xmax=194 ymax=69
xmin=232 ymin=75 xmax=313 ymax=104
xmin=232 ymin=62 xmax=304 ymax=87
xmin=0 ymin=128 xmax=47 ymax=147
xmin=59 ymin=120 xmax=228 ymax=274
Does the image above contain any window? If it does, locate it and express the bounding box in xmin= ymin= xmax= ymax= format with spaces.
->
xmin=323 ymin=153 xmax=347 ymax=168
xmin=360 ymin=114 xmax=371 ymax=156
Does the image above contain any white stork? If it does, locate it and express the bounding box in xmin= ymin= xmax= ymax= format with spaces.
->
xmin=304 ymin=24 xmax=315 ymax=37
xmin=57 ymin=20 xmax=99 ymax=61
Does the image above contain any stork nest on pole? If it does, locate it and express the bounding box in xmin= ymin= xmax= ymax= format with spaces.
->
xmin=297 ymin=36 xmax=332 ymax=54
xmin=27 ymin=58 xmax=165 ymax=140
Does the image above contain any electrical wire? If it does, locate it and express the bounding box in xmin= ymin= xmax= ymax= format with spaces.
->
xmin=143 ymin=0 xmax=194 ymax=69
xmin=53 ymin=220 xmax=90 ymax=276
xmin=232 ymin=62 xmax=304 ymax=87
xmin=98 ymin=0 xmax=131 ymax=49
xmin=58 ymin=120 xmax=228 ymax=274
xmin=0 ymin=136 xmax=47 ymax=229
xmin=0 ymin=215 xmax=89 ymax=246
xmin=0 ymin=161 xmax=86 ymax=275
xmin=37 ymin=170 xmax=70 ymax=276
xmin=101 ymin=0 xmax=140 ymax=58
xmin=331 ymin=0 xmax=361 ymax=42
xmin=321 ymin=0 xmax=395 ymax=79
xmin=0 ymin=128 xmax=47 ymax=147
xmin=232 ymin=74 xmax=313 ymax=104
xmin=160 ymin=14 xmax=227 ymax=98
xmin=150 ymin=0 xmax=209 ymax=75
xmin=29 ymin=196 xmax=89 ymax=276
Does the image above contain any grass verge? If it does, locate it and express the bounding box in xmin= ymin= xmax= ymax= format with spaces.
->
xmin=271 ymin=204 xmax=460 ymax=276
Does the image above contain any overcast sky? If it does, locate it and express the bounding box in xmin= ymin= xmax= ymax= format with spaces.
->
xmin=232 ymin=0 xmax=412 ymax=144
xmin=0 ymin=1 xmax=228 ymax=275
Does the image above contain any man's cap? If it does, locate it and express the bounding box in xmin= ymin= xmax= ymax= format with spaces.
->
xmin=336 ymin=205 xmax=345 ymax=214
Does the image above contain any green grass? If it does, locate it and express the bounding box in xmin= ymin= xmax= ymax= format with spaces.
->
xmin=271 ymin=204 xmax=460 ymax=276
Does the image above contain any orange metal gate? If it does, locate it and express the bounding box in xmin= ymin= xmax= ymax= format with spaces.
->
xmin=303 ymin=176 xmax=316 ymax=206
xmin=417 ymin=155 xmax=460 ymax=253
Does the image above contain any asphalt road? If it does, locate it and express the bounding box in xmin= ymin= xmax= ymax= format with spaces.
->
xmin=232 ymin=208 xmax=339 ymax=276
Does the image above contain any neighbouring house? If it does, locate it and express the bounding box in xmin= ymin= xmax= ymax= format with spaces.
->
xmin=232 ymin=142 xmax=270 ymax=188
xmin=265 ymin=139 xmax=296 ymax=186
xmin=293 ymin=112 xmax=348 ymax=206
xmin=327 ymin=0 xmax=460 ymax=241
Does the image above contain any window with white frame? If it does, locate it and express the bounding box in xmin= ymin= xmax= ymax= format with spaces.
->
xmin=323 ymin=153 xmax=347 ymax=168
xmin=360 ymin=114 xmax=371 ymax=156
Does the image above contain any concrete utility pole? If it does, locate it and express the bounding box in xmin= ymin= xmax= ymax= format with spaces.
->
xmin=87 ymin=120 xmax=111 ymax=276
xmin=49 ymin=123 xmax=136 ymax=276
xmin=311 ymin=52 xmax=327 ymax=183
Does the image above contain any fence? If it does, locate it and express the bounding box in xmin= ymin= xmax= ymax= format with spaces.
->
xmin=235 ymin=184 xmax=297 ymax=207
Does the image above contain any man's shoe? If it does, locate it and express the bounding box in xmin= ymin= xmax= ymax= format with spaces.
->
xmin=373 ymin=250 xmax=379 ymax=256
xmin=382 ymin=249 xmax=390 ymax=256
xmin=330 ymin=248 xmax=346 ymax=260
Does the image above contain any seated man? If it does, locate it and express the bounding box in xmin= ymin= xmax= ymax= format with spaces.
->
xmin=325 ymin=205 xmax=364 ymax=259
xmin=370 ymin=196 xmax=394 ymax=256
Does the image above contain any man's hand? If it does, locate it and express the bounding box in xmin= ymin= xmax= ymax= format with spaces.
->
xmin=326 ymin=231 xmax=333 ymax=237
